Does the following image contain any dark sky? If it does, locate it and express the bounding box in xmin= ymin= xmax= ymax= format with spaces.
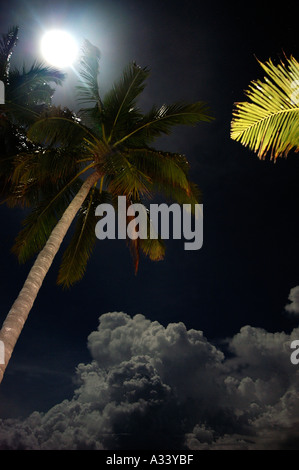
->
xmin=0 ymin=0 xmax=299 ymax=450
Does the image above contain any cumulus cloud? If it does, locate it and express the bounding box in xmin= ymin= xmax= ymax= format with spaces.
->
xmin=285 ymin=286 xmax=299 ymax=316
xmin=0 ymin=312 xmax=298 ymax=450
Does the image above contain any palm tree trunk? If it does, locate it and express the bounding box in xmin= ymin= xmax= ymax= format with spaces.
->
xmin=0 ymin=170 xmax=100 ymax=384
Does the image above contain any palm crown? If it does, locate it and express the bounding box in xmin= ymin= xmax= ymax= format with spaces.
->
xmin=0 ymin=25 xmax=65 ymax=199
xmin=0 ymin=26 xmax=65 ymax=121
xmin=11 ymin=40 xmax=212 ymax=287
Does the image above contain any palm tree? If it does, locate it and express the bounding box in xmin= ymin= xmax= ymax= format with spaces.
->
xmin=0 ymin=40 xmax=213 ymax=384
xmin=0 ymin=25 xmax=65 ymax=200
xmin=230 ymin=55 xmax=299 ymax=160
xmin=0 ymin=26 xmax=65 ymax=118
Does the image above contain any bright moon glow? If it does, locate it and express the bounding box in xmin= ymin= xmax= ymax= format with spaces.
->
xmin=41 ymin=30 xmax=78 ymax=68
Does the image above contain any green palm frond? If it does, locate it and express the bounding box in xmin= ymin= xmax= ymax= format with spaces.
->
xmin=2 ymin=102 xmax=41 ymax=127
xmin=126 ymin=148 xmax=190 ymax=191
xmin=11 ymin=146 xmax=82 ymax=189
xmin=10 ymin=152 xmax=37 ymax=186
xmin=36 ymin=148 xmax=82 ymax=183
xmin=3 ymin=62 xmax=65 ymax=125
xmin=27 ymin=107 xmax=94 ymax=147
xmin=139 ymin=236 xmax=165 ymax=262
xmin=0 ymin=155 xmax=20 ymax=202
xmin=78 ymin=105 xmax=103 ymax=139
xmin=231 ymin=56 xmax=299 ymax=159
xmin=12 ymin=177 xmax=82 ymax=262
xmin=0 ymin=114 xmax=41 ymax=203
xmin=76 ymin=40 xmax=102 ymax=108
xmin=114 ymin=101 xmax=213 ymax=147
xmin=126 ymin=205 xmax=166 ymax=274
xmin=8 ymin=62 xmax=65 ymax=97
xmin=103 ymin=151 xmax=153 ymax=198
xmin=161 ymin=180 xmax=201 ymax=208
xmin=125 ymin=147 xmax=201 ymax=209
xmin=139 ymin=208 xmax=166 ymax=262
xmin=103 ymin=62 xmax=149 ymax=142
xmin=5 ymin=179 xmax=39 ymax=208
xmin=57 ymin=188 xmax=112 ymax=287
xmin=0 ymin=126 xmax=84 ymax=207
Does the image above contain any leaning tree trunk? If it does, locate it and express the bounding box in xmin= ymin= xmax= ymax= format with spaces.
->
xmin=0 ymin=170 xmax=100 ymax=384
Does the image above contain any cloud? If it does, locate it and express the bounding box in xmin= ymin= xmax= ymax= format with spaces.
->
xmin=0 ymin=312 xmax=298 ymax=450
xmin=285 ymin=286 xmax=299 ymax=316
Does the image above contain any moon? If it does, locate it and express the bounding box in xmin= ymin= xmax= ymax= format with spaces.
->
xmin=41 ymin=30 xmax=78 ymax=68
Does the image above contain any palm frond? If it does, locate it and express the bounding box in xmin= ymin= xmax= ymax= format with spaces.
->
xmin=103 ymin=62 xmax=149 ymax=142
xmin=2 ymin=101 xmax=41 ymax=127
xmin=37 ymin=148 xmax=82 ymax=183
xmin=231 ymin=56 xmax=299 ymax=159
xmin=10 ymin=152 xmax=37 ymax=185
xmin=113 ymin=101 xmax=213 ymax=147
xmin=8 ymin=61 xmax=65 ymax=96
xmin=103 ymin=151 xmax=153 ymax=198
xmin=155 ymin=179 xmax=201 ymax=213
xmin=0 ymin=154 xmax=20 ymax=202
xmin=57 ymin=188 xmax=112 ymax=287
xmin=139 ymin=236 xmax=166 ymax=262
xmin=3 ymin=62 xmax=65 ymax=125
xmin=12 ymin=178 xmax=82 ymax=262
xmin=0 ymin=117 xmax=85 ymax=207
xmin=127 ymin=206 xmax=166 ymax=274
xmin=124 ymin=147 xmax=201 ymax=209
xmin=76 ymin=40 xmax=102 ymax=108
xmin=139 ymin=208 xmax=166 ymax=261
xmin=0 ymin=116 xmax=42 ymax=204
xmin=27 ymin=107 xmax=93 ymax=147
xmin=11 ymin=146 xmax=82 ymax=188
xmin=126 ymin=147 xmax=190 ymax=191
xmin=78 ymin=105 xmax=103 ymax=140
xmin=4 ymin=179 xmax=39 ymax=208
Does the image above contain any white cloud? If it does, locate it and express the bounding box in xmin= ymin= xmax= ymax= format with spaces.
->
xmin=0 ymin=312 xmax=298 ymax=450
xmin=285 ymin=286 xmax=299 ymax=316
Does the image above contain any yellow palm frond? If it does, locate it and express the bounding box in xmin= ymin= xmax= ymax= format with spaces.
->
xmin=231 ymin=56 xmax=299 ymax=160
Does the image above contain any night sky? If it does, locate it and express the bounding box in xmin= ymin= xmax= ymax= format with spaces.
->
xmin=0 ymin=0 xmax=299 ymax=450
